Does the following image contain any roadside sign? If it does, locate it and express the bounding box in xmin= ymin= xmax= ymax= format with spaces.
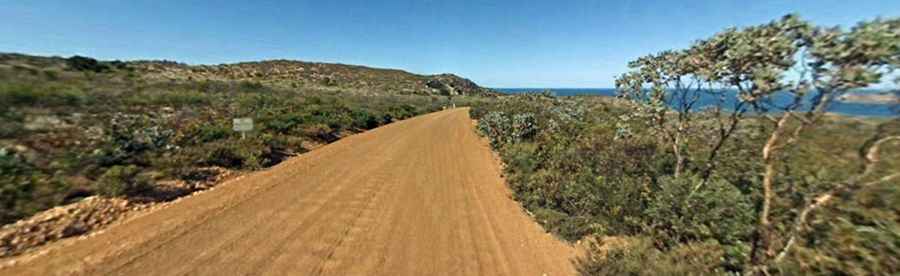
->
xmin=233 ymin=118 xmax=253 ymax=139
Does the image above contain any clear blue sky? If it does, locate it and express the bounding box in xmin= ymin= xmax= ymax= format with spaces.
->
xmin=1 ymin=0 xmax=898 ymax=88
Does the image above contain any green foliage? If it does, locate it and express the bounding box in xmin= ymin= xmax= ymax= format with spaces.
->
xmin=774 ymin=181 xmax=900 ymax=275
xmin=0 ymin=54 xmax=475 ymax=225
xmin=93 ymin=165 xmax=150 ymax=197
xmin=94 ymin=114 xmax=176 ymax=167
xmin=66 ymin=55 xmax=110 ymax=73
xmin=0 ymin=113 xmax=25 ymax=138
xmin=126 ymin=90 xmax=209 ymax=106
xmin=643 ymin=176 xmax=754 ymax=247
xmin=1 ymin=151 xmax=40 ymax=224
xmin=476 ymin=111 xmax=537 ymax=148
xmin=197 ymin=140 xmax=270 ymax=169
xmin=0 ymin=83 xmax=87 ymax=107
xmin=474 ymin=91 xmax=896 ymax=274
xmin=350 ymin=109 xmax=381 ymax=129
xmin=642 ymin=175 xmax=754 ymax=269
xmin=578 ymin=237 xmax=726 ymax=275
xmin=0 ymin=149 xmax=70 ymax=225
xmin=606 ymin=13 xmax=900 ymax=274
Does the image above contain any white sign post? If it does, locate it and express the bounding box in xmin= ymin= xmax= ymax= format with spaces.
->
xmin=233 ymin=118 xmax=253 ymax=139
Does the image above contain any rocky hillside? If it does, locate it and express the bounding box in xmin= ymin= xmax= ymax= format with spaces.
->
xmin=133 ymin=59 xmax=496 ymax=96
xmin=0 ymin=53 xmax=496 ymax=96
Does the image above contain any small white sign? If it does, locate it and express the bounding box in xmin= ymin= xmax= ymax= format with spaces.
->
xmin=233 ymin=118 xmax=253 ymax=132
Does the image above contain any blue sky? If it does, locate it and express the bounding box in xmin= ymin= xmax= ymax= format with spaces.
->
xmin=1 ymin=1 xmax=898 ymax=88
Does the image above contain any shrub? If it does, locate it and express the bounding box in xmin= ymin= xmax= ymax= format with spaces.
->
xmin=578 ymin=237 xmax=726 ymax=275
xmin=93 ymin=165 xmax=150 ymax=197
xmin=0 ymin=151 xmax=38 ymax=224
xmin=178 ymin=121 xmax=231 ymax=145
xmin=305 ymin=105 xmax=354 ymax=130
xmin=66 ymin=55 xmax=109 ymax=72
xmin=385 ymin=104 xmax=418 ymax=121
xmin=95 ymin=114 xmax=176 ymax=166
xmin=351 ymin=109 xmax=380 ymax=129
xmin=0 ymin=83 xmax=86 ymax=107
xmin=42 ymin=69 xmax=59 ymax=80
xmin=773 ymin=182 xmax=900 ymax=275
xmin=145 ymin=90 xmax=209 ymax=106
xmin=199 ymin=140 xmax=273 ymax=170
xmin=642 ymin=175 xmax=754 ymax=270
xmin=0 ymin=118 xmax=25 ymax=139
xmin=266 ymin=112 xmax=305 ymax=134
xmin=0 ymin=54 xmax=456 ymax=229
xmin=478 ymin=111 xmax=537 ymax=148
xmin=0 ymin=148 xmax=72 ymax=224
xmin=643 ymin=176 xmax=754 ymax=246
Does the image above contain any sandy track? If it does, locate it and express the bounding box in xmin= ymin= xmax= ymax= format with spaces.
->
xmin=1 ymin=108 xmax=576 ymax=276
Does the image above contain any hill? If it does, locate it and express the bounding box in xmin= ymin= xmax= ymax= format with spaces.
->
xmin=0 ymin=53 xmax=496 ymax=96
xmin=0 ymin=52 xmax=495 ymax=254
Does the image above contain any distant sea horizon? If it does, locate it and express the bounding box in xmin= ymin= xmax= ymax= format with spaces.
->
xmin=494 ymin=88 xmax=897 ymax=117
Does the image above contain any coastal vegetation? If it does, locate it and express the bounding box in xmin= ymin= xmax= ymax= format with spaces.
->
xmin=473 ymin=14 xmax=898 ymax=275
xmin=0 ymin=53 xmax=489 ymax=228
xmin=0 ymin=11 xmax=897 ymax=276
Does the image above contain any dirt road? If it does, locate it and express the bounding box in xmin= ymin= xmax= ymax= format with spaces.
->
xmin=1 ymin=109 xmax=576 ymax=276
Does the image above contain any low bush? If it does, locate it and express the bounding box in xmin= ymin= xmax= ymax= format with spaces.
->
xmin=199 ymin=140 xmax=269 ymax=169
xmin=0 ymin=67 xmax=461 ymax=225
xmin=642 ymin=175 xmax=754 ymax=269
xmin=66 ymin=55 xmax=109 ymax=72
xmin=0 ymin=151 xmax=39 ymax=224
xmin=350 ymin=109 xmax=381 ymax=129
xmin=93 ymin=165 xmax=151 ymax=197
xmin=471 ymin=94 xmax=896 ymax=274
xmin=0 ymin=149 xmax=70 ymax=225
xmin=0 ymin=83 xmax=87 ymax=107
xmin=127 ymin=90 xmax=209 ymax=106
xmin=578 ymin=237 xmax=726 ymax=275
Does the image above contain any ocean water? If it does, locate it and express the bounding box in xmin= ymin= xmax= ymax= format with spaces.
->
xmin=496 ymin=88 xmax=898 ymax=117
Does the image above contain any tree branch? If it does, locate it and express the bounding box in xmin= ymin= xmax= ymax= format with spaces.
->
xmin=771 ymin=135 xmax=900 ymax=265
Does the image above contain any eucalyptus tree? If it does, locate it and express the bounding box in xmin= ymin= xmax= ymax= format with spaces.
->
xmin=750 ymin=17 xmax=900 ymax=274
xmin=616 ymin=49 xmax=716 ymax=178
xmin=617 ymin=14 xmax=899 ymax=274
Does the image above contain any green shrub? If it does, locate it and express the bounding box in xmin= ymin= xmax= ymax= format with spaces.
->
xmin=477 ymin=111 xmax=538 ymax=148
xmin=265 ymin=112 xmax=304 ymax=134
xmin=0 ymin=83 xmax=86 ymax=107
xmin=385 ymin=104 xmax=418 ymax=121
xmin=773 ymin=182 xmax=900 ymax=275
xmin=643 ymin=176 xmax=754 ymax=246
xmin=351 ymin=109 xmax=380 ymax=129
xmin=42 ymin=69 xmax=59 ymax=80
xmin=0 ymin=120 xmax=25 ymax=139
xmin=578 ymin=237 xmax=726 ymax=275
xmin=238 ymin=80 xmax=265 ymax=91
xmin=642 ymin=175 xmax=754 ymax=270
xmin=0 ymin=148 xmax=72 ymax=224
xmin=580 ymin=175 xmax=649 ymax=237
xmin=0 ymin=151 xmax=37 ymax=224
xmin=532 ymin=207 xmax=596 ymax=241
xmin=94 ymin=114 xmax=176 ymax=167
xmin=66 ymin=55 xmax=109 ymax=72
xmin=93 ymin=165 xmax=150 ymax=197
xmin=198 ymin=140 xmax=274 ymax=170
xmin=0 ymin=54 xmax=457 ymax=229
xmin=305 ymin=105 xmax=354 ymax=130
xmin=179 ymin=121 xmax=231 ymax=144
xmin=136 ymin=90 xmax=209 ymax=106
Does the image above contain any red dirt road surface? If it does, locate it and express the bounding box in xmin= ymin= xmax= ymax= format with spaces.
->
xmin=1 ymin=108 xmax=576 ymax=276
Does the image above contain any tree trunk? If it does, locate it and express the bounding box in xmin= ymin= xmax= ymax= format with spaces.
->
xmin=749 ymin=114 xmax=792 ymax=271
xmin=673 ymin=138 xmax=684 ymax=178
